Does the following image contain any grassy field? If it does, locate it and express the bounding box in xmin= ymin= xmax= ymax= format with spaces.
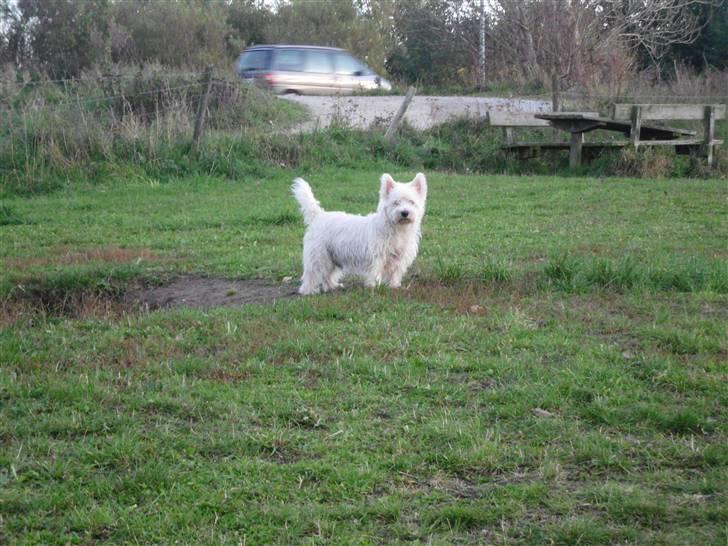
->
xmin=1 ymin=169 xmax=727 ymax=544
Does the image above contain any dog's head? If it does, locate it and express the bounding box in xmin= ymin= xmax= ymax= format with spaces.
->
xmin=378 ymin=172 xmax=427 ymax=226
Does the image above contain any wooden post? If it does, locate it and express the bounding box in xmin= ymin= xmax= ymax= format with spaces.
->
xmin=503 ymin=127 xmax=514 ymax=145
xmin=193 ymin=66 xmax=214 ymax=150
xmin=703 ymin=105 xmax=716 ymax=168
xmin=630 ymin=105 xmax=642 ymax=150
xmin=479 ymin=0 xmax=486 ymax=89
xmin=385 ymin=86 xmax=416 ymax=142
xmin=569 ymin=131 xmax=583 ymax=168
xmin=551 ymin=73 xmax=560 ymax=140
xmin=551 ymin=73 xmax=560 ymax=113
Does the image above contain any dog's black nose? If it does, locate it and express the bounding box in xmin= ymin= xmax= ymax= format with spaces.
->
xmin=401 ymin=210 xmax=409 ymax=218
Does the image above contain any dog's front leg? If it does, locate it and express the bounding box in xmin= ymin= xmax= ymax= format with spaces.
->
xmin=363 ymin=262 xmax=384 ymax=288
xmin=381 ymin=252 xmax=407 ymax=289
xmin=386 ymin=273 xmax=403 ymax=289
xmin=363 ymin=273 xmax=382 ymax=288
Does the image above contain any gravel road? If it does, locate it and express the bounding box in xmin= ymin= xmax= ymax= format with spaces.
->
xmin=281 ymin=94 xmax=552 ymax=131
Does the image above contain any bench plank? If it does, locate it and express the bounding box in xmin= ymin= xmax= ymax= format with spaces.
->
xmin=488 ymin=111 xmax=551 ymax=127
xmin=488 ymin=111 xmax=599 ymax=127
xmin=613 ymin=103 xmax=726 ymax=121
xmin=635 ymin=138 xmax=719 ymax=147
xmin=503 ymin=142 xmax=627 ymax=149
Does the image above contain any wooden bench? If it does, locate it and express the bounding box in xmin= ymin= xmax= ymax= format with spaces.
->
xmin=487 ymin=110 xmax=625 ymax=161
xmin=611 ymin=103 xmax=725 ymax=167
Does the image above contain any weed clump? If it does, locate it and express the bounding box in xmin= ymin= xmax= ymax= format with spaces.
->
xmin=541 ymin=254 xmax=727 ymax=293
xmin=0 ymin=204 xmax=26 ymax=225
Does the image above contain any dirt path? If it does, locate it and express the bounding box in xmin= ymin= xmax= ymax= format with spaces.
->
xmin=124 ymin=277 xmax=299 ymax=310
xmin=282 ymin=95 xmax=552 ymax=131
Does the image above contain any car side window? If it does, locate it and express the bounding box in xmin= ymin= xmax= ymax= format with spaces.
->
xmin=272 ymin=50 xmax=304 ymax=72
xmin=304 ymin=50 xmax=334 ymax=73
xmin=237 ymin=50 xmax=270 ymax=72
xmin=334 ymin=53 xmax=369 ymax=75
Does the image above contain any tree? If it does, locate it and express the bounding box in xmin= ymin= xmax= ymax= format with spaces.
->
xmin=487 ymin=0 xmax=720 ymax=92
xmin=669 ymin=0 xmax=728 ymax=69
xmin=264 ymin=0 xmax=394 ymax=74
xmin=598 ymin=0 xmax=720 ymax=69
xmin=14 ymin=0 xmax=112 ymax=77
xmin=387 ymin=0 xmax=481 ymax=86
xmin=225 ymin=0 xmax=272 ymax=56
xmin=488 ymin=0 xmax=630 ymax=92
xmin=111 ymin=0 xmax=231 ymax=67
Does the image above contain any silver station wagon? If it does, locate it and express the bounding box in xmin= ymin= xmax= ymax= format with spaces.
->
xmin=236 ymin=45 xmax=392 ymax=95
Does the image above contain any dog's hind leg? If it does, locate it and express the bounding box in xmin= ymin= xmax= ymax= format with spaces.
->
xmin=300 ymin=246 xmax=338 ymax=295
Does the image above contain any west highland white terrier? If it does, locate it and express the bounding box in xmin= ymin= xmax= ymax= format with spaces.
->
xmin=291 ymin=173 xmax=427 ymax=295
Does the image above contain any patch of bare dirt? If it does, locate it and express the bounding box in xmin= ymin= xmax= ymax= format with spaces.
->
xmin=2 ymin=275 xmax=300 ymax=326
xmin=124 ymin=276 xmax=299 ymax=310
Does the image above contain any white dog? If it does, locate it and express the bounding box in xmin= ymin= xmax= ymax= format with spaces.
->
xmin=291 ymin=173 xmax=427 ymax=295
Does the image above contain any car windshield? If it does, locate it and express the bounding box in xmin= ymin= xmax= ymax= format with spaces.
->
xmin=237 ymin=50 xmax=271 ymax=72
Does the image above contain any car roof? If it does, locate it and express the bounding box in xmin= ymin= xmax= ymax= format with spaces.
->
xmin=243 ymin=45 xmax=346 ymax=53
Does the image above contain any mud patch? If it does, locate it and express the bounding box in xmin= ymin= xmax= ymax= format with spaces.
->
xmin=2 ymin=275 xmax=300 ymax=326
xmin=124 ymin=276 xmax=299 ymax=310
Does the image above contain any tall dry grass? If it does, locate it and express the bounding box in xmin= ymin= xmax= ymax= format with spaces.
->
xmin=0 ymin=64 xmax=307 ymax=193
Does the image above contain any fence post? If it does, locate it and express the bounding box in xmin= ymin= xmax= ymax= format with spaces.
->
xmin=385 ymin=86 xmax=416 ymax=142
xmin=551 ymin=72 xmax=560 ymax=113
xmin=569 ymin=131 xmax=583 ymax=169
xmin=630 ymin=105 xmax=642 ymax=150
xmin=551 ymin=73 xmax=560 ymax=140
xmin=192 ymin=66 xmax=213 ymax=150
xmin=703 ymin=105 xmax=716 ymax=168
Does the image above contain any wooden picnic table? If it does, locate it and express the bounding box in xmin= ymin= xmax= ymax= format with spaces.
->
xmin=535 ymin=112 xmax=697 ymax=168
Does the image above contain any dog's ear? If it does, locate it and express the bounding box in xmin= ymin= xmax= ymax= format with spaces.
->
xmin=380 ymin=174 xmax=395 ymax=199
xmin=412 ymin=173 xmax=427 ymax=199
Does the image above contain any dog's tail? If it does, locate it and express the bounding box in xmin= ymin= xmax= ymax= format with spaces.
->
xmin=291 ymin=177 xmax=323 ymax=226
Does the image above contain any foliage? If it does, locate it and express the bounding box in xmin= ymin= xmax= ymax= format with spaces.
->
xmin=387 ymin=0 xmax=480 ymax=86
xmin=670 ymin=0 xmax=728 ymax=70
xmin=0 ymin=0 xmax=723 ymax=88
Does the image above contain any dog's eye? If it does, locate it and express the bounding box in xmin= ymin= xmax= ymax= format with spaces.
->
xmin=393 ymin=200 xmax=401 ymax=206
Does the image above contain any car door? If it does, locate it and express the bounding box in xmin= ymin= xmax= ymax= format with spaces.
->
xmin=333 ymin=52 xmax=375 ymax=94
xmin=270 ymin=49 xmax=306 ymax=93
xmin=301 ymin=49 xmax=336 ymax=95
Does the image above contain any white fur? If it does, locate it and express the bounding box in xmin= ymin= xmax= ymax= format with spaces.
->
xmin=291 ymin=173 xmax=427 ymax=295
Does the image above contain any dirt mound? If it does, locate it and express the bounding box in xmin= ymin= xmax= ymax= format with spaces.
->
xmin=124 ymin=276 xmax=299 ymax=310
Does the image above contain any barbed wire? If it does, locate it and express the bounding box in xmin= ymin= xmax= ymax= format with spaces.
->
xmin=3 ymin=71 xmax=209 ymax=87
xmin=0 ymin=82 xmax=235 ymax=114
xmin=0 ymin=83 xmax=724 ymax=123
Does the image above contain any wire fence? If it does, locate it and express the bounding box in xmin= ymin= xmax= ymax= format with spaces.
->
xmin=0 ymin=70 xmax=279 ymax=137
xmin=1 ymin=69 xmax=726 ymax=150
xmin=0 ymin=69 xmax=294 ymax=189
xmin=3 ymin=67 xmax=727 ymax=115
xmin=2 ymin=70 xmax=207 ymax=88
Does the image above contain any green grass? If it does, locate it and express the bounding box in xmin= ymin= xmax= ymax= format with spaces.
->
xmin=1 ymin=169 xmax=727 ymax=544
xmin=4 ymin=115 xmax=726 ymax=197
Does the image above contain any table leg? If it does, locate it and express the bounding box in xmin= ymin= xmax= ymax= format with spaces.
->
xmin=569 ymin=132 xmax=584 ymax=168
